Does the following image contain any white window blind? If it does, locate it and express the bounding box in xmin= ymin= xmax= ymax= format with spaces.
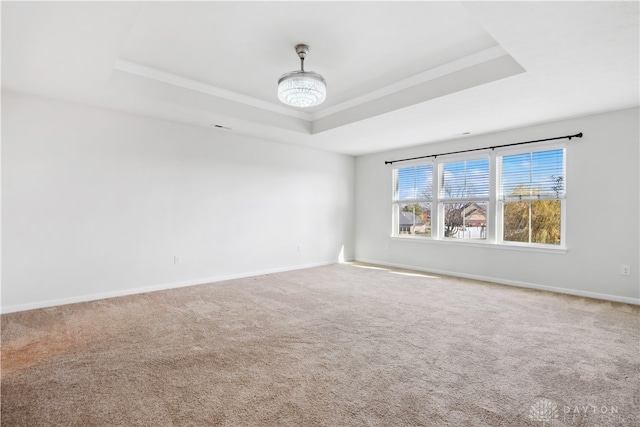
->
xmin=500 ymin=149 xmax=565 ymax=200
xmin=440 ymin=158 xmax=489 ymax=199
xmin=394 ymin=165 xmax=432 ymax=201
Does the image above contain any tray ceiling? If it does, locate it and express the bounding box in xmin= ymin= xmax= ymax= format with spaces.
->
xmin=2 ymin=2 xmax=638 ymax=155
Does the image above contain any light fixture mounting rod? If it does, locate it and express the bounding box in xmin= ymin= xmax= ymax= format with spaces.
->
xmin=295 ymin=44 xmax=309 ymax=71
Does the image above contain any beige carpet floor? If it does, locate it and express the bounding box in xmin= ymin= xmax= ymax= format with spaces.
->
xmin=1 ymin=263 xmax=638 ymax=426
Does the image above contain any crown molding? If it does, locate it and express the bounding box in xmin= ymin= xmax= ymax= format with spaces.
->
xmin=113 ymin=59 xmax=312 ymax=121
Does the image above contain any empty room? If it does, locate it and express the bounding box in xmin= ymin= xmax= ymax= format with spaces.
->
xmin=1 ymin=1 xmax=638 ymax=426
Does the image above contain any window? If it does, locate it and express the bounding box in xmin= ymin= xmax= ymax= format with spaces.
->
xmin=392 ymin=145 xmax=566 ymax=248
xmin=393 ymin=165 xmax=432 ymax=237
xmin=439 ymin=158 xmax=489 ymax=240
xmin=499 ymin=148 xmax=565 ymax=245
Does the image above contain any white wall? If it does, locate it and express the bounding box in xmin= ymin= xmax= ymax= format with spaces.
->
xmin=3 ymin=91 xmax=637 ymax=311
xmin=2 ymin=91 xmax=355 ymax=312
xmin=355 ymin=108 xmax=639 ymax=304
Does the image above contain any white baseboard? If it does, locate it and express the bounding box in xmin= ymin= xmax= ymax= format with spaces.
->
xmin=355 ymin=258 xmax=640 ymax=305
xmin=1 ymin=260 xmax=338 ymax=314
xmin=5 ymin=258 xmax=635 ymax=313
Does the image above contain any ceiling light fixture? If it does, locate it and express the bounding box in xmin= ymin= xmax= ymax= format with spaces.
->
xmin=277 ymin=44 xmax=326 ymax=108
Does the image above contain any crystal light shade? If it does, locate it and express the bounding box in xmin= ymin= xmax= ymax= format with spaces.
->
xmin=277 ymin=44 xmax=327 ymax=108
xmin=277 ymin=71 xmax=327 ymax=108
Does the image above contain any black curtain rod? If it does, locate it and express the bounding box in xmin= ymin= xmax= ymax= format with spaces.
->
xmin=384 ymin=132 xmax=583 ymax=165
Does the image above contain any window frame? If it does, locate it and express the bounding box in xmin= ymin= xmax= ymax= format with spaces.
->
xmin=437 ymin=154 xmax=491 ymax=241
xmin=392 ymin=161 xmax=433 ymax=238
xmin=496 ymin=142 xmax=567 ymax=249
xmin=391 ymin=142 xmax=567 ymax=251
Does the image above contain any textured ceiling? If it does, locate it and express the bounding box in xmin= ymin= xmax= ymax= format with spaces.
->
xmin=2 ymin=1 xmax=638 ymax=155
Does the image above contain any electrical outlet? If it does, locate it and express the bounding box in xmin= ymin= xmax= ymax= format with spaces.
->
xmin=174 ymin=256 xmax=182 ymax=265
xmin=621 ymin=265 xmax=630 ymax=276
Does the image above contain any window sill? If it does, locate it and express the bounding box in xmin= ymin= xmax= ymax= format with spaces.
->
xmin=390 ymin=236 xmax=567 ymax=254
